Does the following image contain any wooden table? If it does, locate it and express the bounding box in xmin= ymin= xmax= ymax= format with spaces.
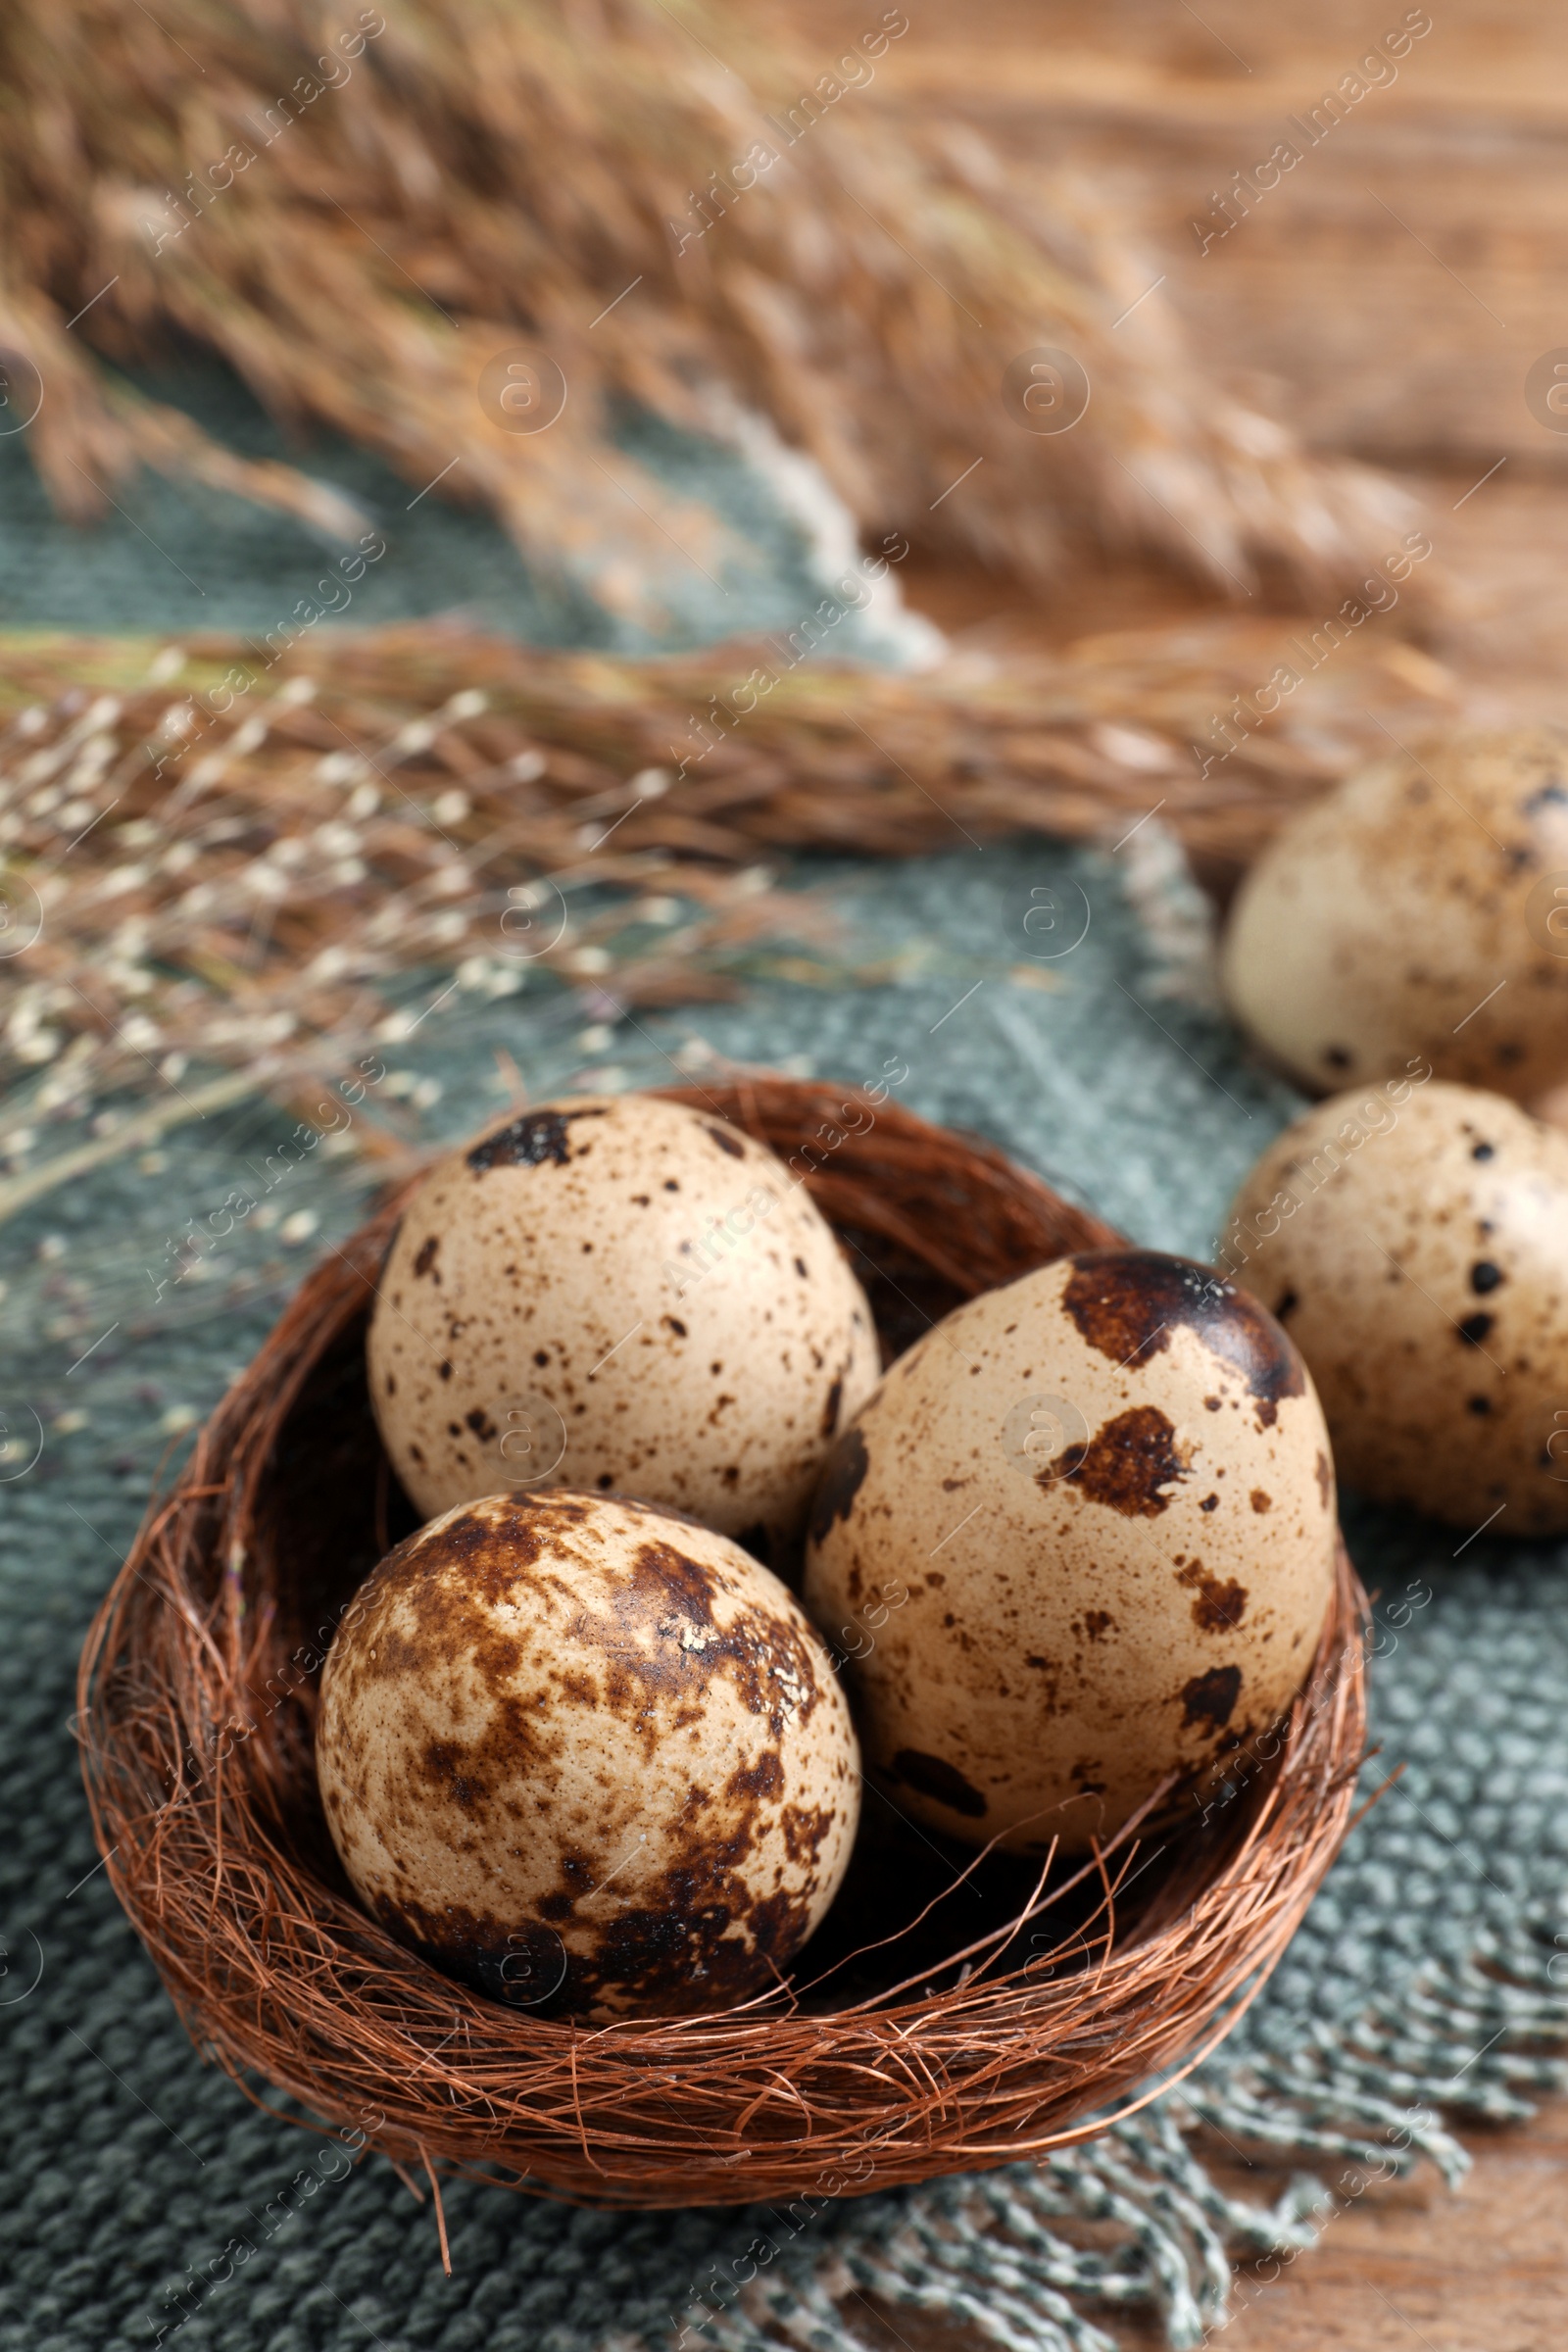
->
xmin=842 ymin=2096 xmax=1568 ymax=2351
xmin=842 ymin=2097 xmax=1568 ymax=2351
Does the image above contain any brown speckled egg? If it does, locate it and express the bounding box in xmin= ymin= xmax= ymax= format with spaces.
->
xmin=1222 ymin=727 xmax=1568 ymax=1102
xmin=1225 ymin=1080 xmax=1568 ymax=1534
xmin=317 ymin=1489 xmax=859 ymax=2018
xmin=802 ymin=1250 xmax=1336 ymax=1855
xmin=368 ymin=1094 xmax=877 ymax=1565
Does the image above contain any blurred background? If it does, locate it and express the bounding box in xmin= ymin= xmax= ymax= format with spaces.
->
xmin=871 ymin=0 xmax=1568 ymax=687
xmin=1 ymin=0 xmax=1561 ymax=680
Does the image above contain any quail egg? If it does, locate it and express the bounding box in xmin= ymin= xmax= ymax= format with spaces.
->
xmin=1225 ymin=1078 xmax=1568 ymax=1533
xmin=803 ymin=1249 xmax=1337 ymax=1855
xmin=1223 ymin=727 xmax=1568 ymax=1102
xmin=317 ymin=1489 xmax=861 ymax=2018
xmin=368 ymin=1094 xmax=878 ymax=1566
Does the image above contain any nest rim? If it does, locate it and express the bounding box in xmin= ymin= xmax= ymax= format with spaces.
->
xmin=77 ymin=1077 xmax=1368 ymax=2211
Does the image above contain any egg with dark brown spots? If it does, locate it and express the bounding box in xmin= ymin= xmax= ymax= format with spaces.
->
xmin=802 ymin=1249 xmax=1336 ymax=1855
xmin=1226 ymin=1080 xmax=1568 ymax=1534
xmin=368 ymin=1094 xmax=877 ymax=1563
xmin=317 ymin=1490 xmax=859 ymax=2019
xmin=1223 ymin=727 xmax=1568 ymax=1102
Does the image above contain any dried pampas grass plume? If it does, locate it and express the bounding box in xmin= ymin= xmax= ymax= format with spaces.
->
xmin=0 ymin=0 xmax=1417 ymax=617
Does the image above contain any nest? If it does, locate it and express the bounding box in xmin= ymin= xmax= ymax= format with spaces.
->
xmin=77 ymin=1080 xmax=1367 ymax=2214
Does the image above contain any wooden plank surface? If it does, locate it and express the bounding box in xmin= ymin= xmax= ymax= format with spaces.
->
xmin=789 ymin=0 xmax=1568 ymax=464
xmin=843 ymin=2099 xmax=1568 ymax=2352
xmin=1190 ymin=2096 xmax=1568 ymax=2351
xmin=900 ymin=455 xmax=1568 ymax=713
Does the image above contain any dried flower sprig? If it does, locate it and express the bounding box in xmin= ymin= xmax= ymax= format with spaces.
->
xmin=0 ymin=641 xmax=815 ymax=1173
xmin=0 ymin=618 xmax=1458 ymax=1225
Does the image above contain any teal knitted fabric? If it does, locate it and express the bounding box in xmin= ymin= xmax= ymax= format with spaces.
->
xmin=5 ymin=843 xmax=1568 ymax=2352
xmin=0 ymin=363 xmax=934 ymax=665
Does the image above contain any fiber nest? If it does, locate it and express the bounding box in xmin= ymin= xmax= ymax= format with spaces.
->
xmin=77 ymin=1080 xmax=1368 ymax=2213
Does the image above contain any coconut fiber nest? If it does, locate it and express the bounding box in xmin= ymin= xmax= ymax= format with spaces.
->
xmin=77 ymin=1081 xmax=1367 ymax=2213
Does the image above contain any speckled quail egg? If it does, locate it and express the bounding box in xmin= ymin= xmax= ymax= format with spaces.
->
xmin=317 ymin=1489 xmax=860 ymax=2019
xmin=1225 ymin=1079 xmax=1568 ymax=1534
xmin=802 ymin=1249 xmax=1337 ymax=1856
xmin=368 ymin=1094 xmax=878 ymax=1565
xmin=1223 ymin=727 xmax=1568 ymax=1102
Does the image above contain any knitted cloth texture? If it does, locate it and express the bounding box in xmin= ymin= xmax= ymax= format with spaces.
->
xmin=3 ymin=381 xmax=1568 ymax=2351
xmin=0 ymin=363 xmax=938 ymax=667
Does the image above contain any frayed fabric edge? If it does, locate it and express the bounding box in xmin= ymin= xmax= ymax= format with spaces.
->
xmin=642 ymin=1896 xmax=1568 ymax=2352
